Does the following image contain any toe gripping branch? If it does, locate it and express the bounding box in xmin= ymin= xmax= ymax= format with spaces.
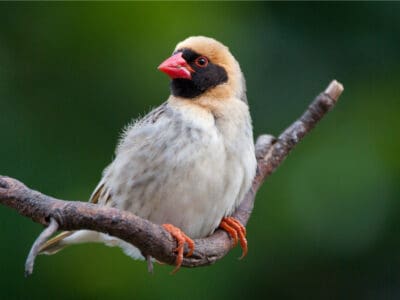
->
xmin=219 ymin=217 xmax=248 ymax=259
xmin=162 ymin=224 xmax=195 ymax=273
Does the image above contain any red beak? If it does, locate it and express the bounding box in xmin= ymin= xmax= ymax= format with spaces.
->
xmin=158 ymin=52 xmax=192 ymax=80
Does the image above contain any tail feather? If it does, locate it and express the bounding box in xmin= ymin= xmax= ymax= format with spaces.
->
xmin=39 ymin=230 xmax=107 ymax=255
xmin=39 ymin=229 xmax=145 ymax=260
xmin=39 ymin=231 xmax=74 ymax=255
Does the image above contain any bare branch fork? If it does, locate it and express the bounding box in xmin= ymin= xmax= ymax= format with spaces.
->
xmin=0 ymin=80 xmax=344 ymax=275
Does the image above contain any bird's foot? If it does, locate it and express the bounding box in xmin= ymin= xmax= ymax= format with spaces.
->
xmin=162 ymin=224 xmax=195 ymax=273
xmin=219 ymin=217 xmax=248 ymax=259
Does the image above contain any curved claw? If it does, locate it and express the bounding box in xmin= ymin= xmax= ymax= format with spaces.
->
xmin=162 ymin=224 xmax=195 ymax=273
xmin=220 ymin=217 xmax=248 ymax=259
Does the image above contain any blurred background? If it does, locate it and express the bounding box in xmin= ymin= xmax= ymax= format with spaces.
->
xmin=0 ymin=2 xmax=399 ymax=299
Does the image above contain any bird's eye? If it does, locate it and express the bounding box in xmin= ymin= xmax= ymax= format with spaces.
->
xmin=195 ymin=56 xmax=208 ymax=68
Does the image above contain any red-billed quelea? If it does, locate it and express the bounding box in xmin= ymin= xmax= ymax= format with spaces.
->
xmin=40 ymin=36 xmax=257 ymax=272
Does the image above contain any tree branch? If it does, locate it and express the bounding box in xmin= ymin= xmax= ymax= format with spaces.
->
xmin=0 ymin=80 xmax=343 ymax=274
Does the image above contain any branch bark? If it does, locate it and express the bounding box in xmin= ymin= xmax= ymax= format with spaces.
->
xmin=0 ymin=80 xmax=343 ymax=273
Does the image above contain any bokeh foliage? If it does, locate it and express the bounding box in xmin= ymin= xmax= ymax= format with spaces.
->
xmin=0 ymin=2 xmax=399 ymax=299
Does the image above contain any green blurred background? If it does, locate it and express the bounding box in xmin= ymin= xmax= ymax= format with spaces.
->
xmin=0 ymin=2 xmax=399 ymax=299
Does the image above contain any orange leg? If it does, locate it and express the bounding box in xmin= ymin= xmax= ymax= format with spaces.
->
xmin=162 ymin=224 xmax=195 ymax=274
xmin=219 ymin=217 xmax=248 ymax=259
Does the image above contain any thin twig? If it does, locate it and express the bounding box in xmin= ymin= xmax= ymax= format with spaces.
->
xmin=146 ymin=255 xmax=154 ymax=274
xmin=24 ymin=218 xmax=59 ymax=277
xmin=0 ymin=80 xmax=344 ymax=274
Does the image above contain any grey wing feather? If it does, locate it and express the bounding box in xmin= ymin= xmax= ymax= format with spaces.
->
xmin=95 ymin=102 xmax=169 ymax=206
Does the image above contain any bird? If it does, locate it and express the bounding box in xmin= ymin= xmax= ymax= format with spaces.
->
xmin=39 ymin=36 xmax=257 ymax=272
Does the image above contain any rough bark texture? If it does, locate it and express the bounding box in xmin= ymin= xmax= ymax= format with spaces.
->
xmin=0 ymin=80 xmax=343 ymax=272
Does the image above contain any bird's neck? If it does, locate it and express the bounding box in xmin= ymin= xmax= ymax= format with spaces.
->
xmin=168 ymin=95 xmax=249 ymax=123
